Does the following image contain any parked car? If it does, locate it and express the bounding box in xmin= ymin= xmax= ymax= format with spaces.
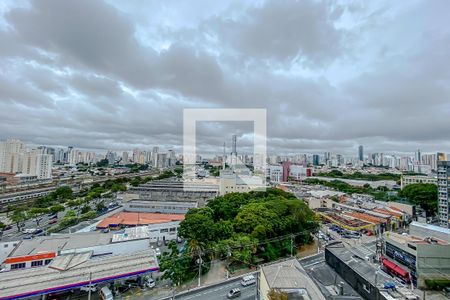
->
xmin=155 ymin=248 xmax=161 ymax=256
xmin=80 ymin=284 xmax=97 ymax=292
xmin=227 ymin=288 xmax=241 ymax=299
xmin=3 ymin=225 xmax=12 ymax=231
xmin=49 ymin=219 xmax=58 ymax=225
xmin=50 ymin=214 xmax=58 ymax=219
xmin=99 ymin=286 xmax=113 ymax=300
xmin=146 ymin=278 xmax=156 ymax=289
xmin=23 ymin=235 xmax=33 ymax=240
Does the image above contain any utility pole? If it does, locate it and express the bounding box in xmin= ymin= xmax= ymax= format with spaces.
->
xmin=197 ymin=251 xmax=202 ymax=287
xmin=290 ymin=234 xmax=294 ymax=257
xmin=87 ymin=271 xmax=92 ymax=300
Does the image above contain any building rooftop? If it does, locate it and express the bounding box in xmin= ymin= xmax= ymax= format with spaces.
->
xmin=111 ymin=226 xmax=152 ymax=243
xmin=325 ymin=242 xmax=392 ymax=287
xmin=262 ymin=259 xmax=326 ymax=300
xmin=410 ymin=221 xmax=450 ymax=235
xmin=384 ymin=231 xmax=448 ymax=245
xmin=96 ymin=211 xmax=184 ymax=229
xmin=8 ymin=232 xmax=113 ymax=257
xmin=0 ymin=250 xmax=158 ymax=299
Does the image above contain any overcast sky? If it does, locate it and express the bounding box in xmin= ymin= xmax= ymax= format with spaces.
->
xmin=0 ymin=0 xmax=449 ymax=156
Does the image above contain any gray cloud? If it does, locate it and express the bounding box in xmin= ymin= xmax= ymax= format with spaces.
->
xmin=0 ymin=0 xmax=449 ymax=156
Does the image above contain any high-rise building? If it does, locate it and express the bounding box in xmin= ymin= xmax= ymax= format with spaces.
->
xmin=437 ymin=161 xmax=450 ymax=228
xmin=415 ymin=149 xmax=421 ymax=163
xmin=152 ymin=147 xmax=159 ymax=167
xmin=0 ymin=139 xmax=26 ymax=173
xmin=312 ymin=154 xmax=320 ymax=166
xmin=230 ymin=135 xmax=237 ymax=166
xmin=358 ymin=145 xmax=364 ymax=161
xmin=122 ymin=151 xmax=129 ymax=164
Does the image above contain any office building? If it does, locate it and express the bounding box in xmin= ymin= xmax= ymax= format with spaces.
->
xmin=437 ymin=161 xmax=450 ymax=228
xmin=312 ymin=154 xmax=320 ymax=166
xmin=358 ymin=145 xmax=364 ymax=161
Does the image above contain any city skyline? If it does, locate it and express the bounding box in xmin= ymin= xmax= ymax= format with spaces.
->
xmin=0 ymin=1 xmax=449 ymax=154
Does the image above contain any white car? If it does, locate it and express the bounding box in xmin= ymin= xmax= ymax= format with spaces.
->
xmin=80 ymin=284 xmax=97 ymax=292
xmin=240 ymin=275 xmax=256 ymax=286
xmin=155 ymin=248 xmax=161 ymax=256
xmin=146 ymin=278 xmax=156 ymax=288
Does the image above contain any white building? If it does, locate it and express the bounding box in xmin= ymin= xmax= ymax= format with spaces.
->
xmin=0 ymin=139 xmax=26 ymax=173
xmin=219 ymin=171 xmax=265 ymax=195
xmin=266 ymin=165 xmax=283 ymax=183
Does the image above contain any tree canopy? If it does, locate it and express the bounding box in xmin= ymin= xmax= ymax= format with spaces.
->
xmin=398 ymin=183 xmax=438 ymax=216
xmin=159 ymin=188 xmax=318 ymax=285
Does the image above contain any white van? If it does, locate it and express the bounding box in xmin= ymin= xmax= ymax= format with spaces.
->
xmin=99 ymin=286 xmax=113 ymax=300
xmin=240 ymin=275 xmax=256 ymax=286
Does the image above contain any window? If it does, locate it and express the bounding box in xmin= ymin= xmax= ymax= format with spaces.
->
xmin=169 ymin=227 xmax=176 ymax=232
xmin=160 ymin=229 xmax=168 ymax=233
xmin=11 ymin=263 xmax=26 ymax=270
xmin=4 ymin=244 xmax=8 ymax=248
xmin=44 ymin=259 xmax=52 ymax=265
xmin=31 ymin=260 xmax=43 ymax=267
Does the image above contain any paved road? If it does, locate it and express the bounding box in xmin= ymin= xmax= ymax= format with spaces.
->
xmin=176 ymin=281 xmax=255 ymax=300
xmin=127 ymin=276 xmax=257 ymax=300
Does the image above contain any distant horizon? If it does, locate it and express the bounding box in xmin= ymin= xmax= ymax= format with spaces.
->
xmin=2 ymin=137 xmax=448 ymax=159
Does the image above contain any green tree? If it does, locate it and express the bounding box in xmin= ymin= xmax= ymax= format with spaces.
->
xmin=28 ymin=207 xmax=48 ymax=226
xmin=54 ymin=186 xmax=74 ymax=201
xmin=159 ymin=241 xmax=194 ymax=286
xmin=10 ymin=210 xmax=27 ymax=231
xmin=80 ymin=211 xmax=96 ymax=221
xmin=96 ymin=201 xmax=106 ymax=212
xmin=49 ymin=204 xmax=65 ymax=214
xmin=178 ymin=207 xmax=215 ymax=243
xmin=216 ymin=234 xmax=257 ymax=265
xmin=398 ymin=183 xmax=438 ymax=216
xmin=80 ymin=205 xmax=91 ymax=214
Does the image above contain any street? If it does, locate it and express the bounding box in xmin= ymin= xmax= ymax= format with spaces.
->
xmin=122 ymin=276 xmax=257 ymax=300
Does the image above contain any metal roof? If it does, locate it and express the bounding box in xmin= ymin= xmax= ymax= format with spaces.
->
xmin=0 ymin=251 xmax=158 ymax=299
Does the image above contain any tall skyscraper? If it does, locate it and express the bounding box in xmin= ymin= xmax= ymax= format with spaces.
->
xmin=230 ymin=135 xmax=237 ymax=166
xmin=416 ymin=149 xmax=421 ymax=162
xmin=358 ymin=145 xmax=364 ymax=161
xmin=122 ymin=151 xmax=129 ymax=164
xmin=152 ymin=147 xmax=159 ymax=167
xmin=312 ymin=154 xmax=320 ymax=166
xmin=437 ymin=161 xmax=450 ymax=228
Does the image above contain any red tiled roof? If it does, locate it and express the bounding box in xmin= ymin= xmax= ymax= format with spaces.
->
xmin=96 ymin=212 xmax=184 ymax=229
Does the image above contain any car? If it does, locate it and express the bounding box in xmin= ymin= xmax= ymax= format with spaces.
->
xmin=227 ymin=288 xmax=241 ymax=299
xmin=33 ymin=229 xmax=43 ymax=235
xmin=3 ymin=225 xmax=12 ymax=231
xmin=23 ymin=235 xmax=33 ymax=240
xmin=240 ymin=275 xmax=256 ymax=286
xmin=146 ymin=278 xmax=156 ymax=288
xmin=49 ymin=219 xmax=58 ymax=225
xmin=155 ymin=248 xmax=161 ymax=256
xmin=80 ymin=284 xmax=97 ymax=292
xmin=102 ymin=228 xmax=110 ymax=233
xmin=50 ymin=214 xmax=58 ymax=219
